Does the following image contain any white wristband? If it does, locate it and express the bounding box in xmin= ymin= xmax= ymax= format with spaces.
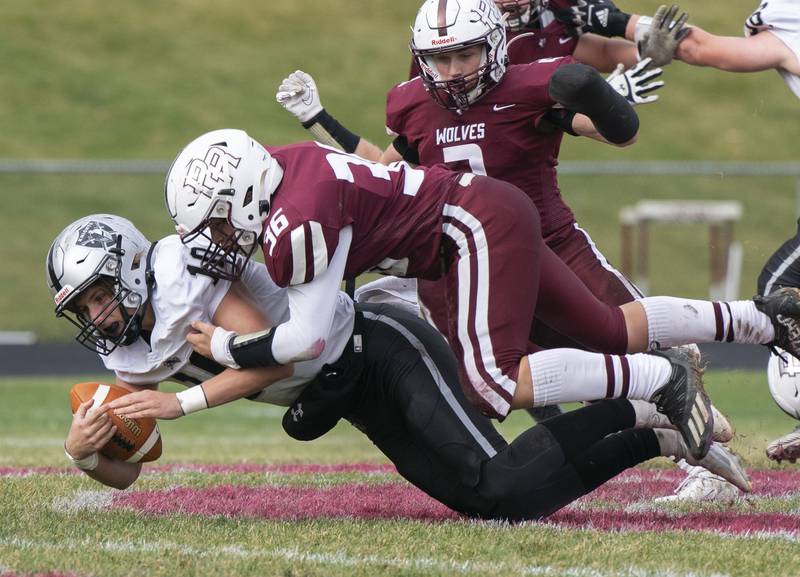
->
xmin=211 ymin=326 xmax=241 ymax=369
xmin=176 ymin=385 xmax=209 ymax=415
xmin=64 ymin=445 xmax=99 ymax=471
xmin=633 ymin=15 xmax=653 ymax=44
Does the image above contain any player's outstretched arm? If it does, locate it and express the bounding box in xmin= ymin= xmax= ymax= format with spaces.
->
xmin=676 ymin=26 xmax=798 ymax=73
xmin=276 ymin=70 xmax=384 ymax=161
xmin=64 ymin=397 xmax=142 ymax=489
xmin=573 ymin=34 xmax=640 ymax=73
xmin=548 ymin=62 xmax=640 ymax=146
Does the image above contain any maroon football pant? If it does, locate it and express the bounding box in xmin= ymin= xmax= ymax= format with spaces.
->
xmin=426 ymin=175 xmax=627 ymax=419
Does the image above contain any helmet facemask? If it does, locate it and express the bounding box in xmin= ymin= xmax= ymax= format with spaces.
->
xmin=176 ymin=192 xmax=259 ymax=282
xmin=55 ymin=238 xmax=146 ymax=355
xmin=495 ymin=0 xmax=548 ymax=32
xmin=165 ymin=129 xmax=282 ymax=282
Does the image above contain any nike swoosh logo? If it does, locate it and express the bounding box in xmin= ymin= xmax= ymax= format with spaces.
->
xmin=558 ymin=37 xmax=571 ymax=44
xmin=492 ymin=104 xmax=516 ymax=111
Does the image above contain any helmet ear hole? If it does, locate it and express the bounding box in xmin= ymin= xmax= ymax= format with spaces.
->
xmin=243 ymin=186 xmax=254 ymax=207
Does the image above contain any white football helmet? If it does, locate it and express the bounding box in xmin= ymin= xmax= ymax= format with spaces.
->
xmin=495 ymin=0 xmax=549 ymax=32
xmin=767 ymin=348 xmax=800 ymax=419
xmin=45 ymin=214 xmax=151 ymax=355
xmin=410 ymin=0 xmax=508 ymax=112
xmin=164 ymin=128 xmax=283 ymax=280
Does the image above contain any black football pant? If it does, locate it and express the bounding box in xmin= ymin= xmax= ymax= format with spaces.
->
xmin=349 ymin=303 xmax=661 ymax=521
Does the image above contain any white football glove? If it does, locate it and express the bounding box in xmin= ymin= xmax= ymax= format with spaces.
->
xmin=605 ymin=57 xmax=664 ymax=106
xmin=276 ymin=70 xmax=323 ymax=124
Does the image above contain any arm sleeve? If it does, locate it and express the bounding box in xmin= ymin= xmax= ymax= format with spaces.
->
xmin=270 ymin=226 xmax=352 ymax=364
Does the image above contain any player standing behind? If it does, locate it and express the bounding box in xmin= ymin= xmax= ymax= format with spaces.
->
xmin=47 ymin=214 xmax=750 ymax=515
xmin=558 ymin=0 xmax=800 ymax=463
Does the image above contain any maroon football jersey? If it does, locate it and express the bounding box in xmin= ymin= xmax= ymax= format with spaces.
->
xmin=262 ymin=142 xmax=460 ymax=287
xmin=506 ymin=1 xmax=578 ymax=63
xmin=387 ymin=58 xmax=575 ymax=238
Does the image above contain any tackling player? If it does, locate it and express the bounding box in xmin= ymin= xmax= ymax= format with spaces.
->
xmin=164 ymin=128 xmax=800 ymax=464
xmin=46 ymin=214 xmax=750 ymax=517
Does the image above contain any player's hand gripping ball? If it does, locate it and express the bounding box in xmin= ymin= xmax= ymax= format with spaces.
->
xmin=69 ymin=382 xmax=162 ymax=462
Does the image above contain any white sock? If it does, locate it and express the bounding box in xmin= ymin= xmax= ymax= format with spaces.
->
xmin=529 ymin=349 xmax=672 ymax=406
xmin=630 ymin=399 xmax=671 ymax=429
xmin=640 ymin=297 xmax=774 ymax=348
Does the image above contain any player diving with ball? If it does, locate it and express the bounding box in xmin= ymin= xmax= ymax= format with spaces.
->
xmin=47 ymin=213 xmax=749 ymax=518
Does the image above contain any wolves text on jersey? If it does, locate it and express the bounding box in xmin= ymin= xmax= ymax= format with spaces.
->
xmin=435 ymin=122 xmax=486 ymax=146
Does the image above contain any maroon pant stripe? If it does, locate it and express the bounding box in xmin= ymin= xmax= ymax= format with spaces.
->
xmin=604 ymin=354 xmax=615 ymax=398
xmin=723 ymin=302 xmax=735 ymax=342
xmin=619 ymin=356 xmax=630 ymax=398
xmin=712 ymin=301 xmax=724 ymax=342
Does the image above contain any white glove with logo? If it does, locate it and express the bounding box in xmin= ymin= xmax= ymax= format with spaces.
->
xmin=605 ymin=57 xmax=664 ymax=105
xmin=276 ymin=70 xmax=323 ymax=123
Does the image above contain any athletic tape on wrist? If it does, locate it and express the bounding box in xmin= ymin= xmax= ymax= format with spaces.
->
xmin=303 ymin=109 xmax=361 ymax=153
xmin=176 ymin=386 xmax=209 ymax=415
xmin=634 ymin=16 xmax=653 ymax=44
xmin=211 ymin=326 xmax=241 ymax=369
xmin=64 ymin=445 xmax=99 ymax=471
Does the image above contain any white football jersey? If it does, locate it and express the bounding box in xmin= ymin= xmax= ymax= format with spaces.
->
xmin=745 ymin=0 xmax=800 ymax=99
xmin=103 ymin=234 xmax=354 ymax=406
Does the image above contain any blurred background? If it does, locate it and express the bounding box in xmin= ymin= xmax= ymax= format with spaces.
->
xmin=1 ymin=0 xmax=797 ymax=344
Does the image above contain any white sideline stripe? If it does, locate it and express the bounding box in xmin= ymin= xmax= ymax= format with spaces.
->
xmin=0 ymin=537 xmax=733 ymax=577
xmin=363 ymin=311 xmax=497 ymax=458
xmin=125 ymin=424 xmax=161 ymax=463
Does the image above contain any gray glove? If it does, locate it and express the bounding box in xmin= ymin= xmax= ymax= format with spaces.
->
xmin=638 ymin=5 xmax=690 ymax=67
xmin=606 ymin=57 xmax=664 ymax=106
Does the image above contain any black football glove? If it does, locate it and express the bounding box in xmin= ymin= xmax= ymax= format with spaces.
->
xmin=555 ymin=0 xmax=632 ymax=38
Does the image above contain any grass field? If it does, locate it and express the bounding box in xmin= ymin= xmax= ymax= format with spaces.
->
xmin=2 ymin=369 xmax=800 ymax=577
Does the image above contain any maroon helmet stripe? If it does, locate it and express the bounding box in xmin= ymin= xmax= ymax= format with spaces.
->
xmin=437 ymin=0 xmax=449 ymax=36
xmin=604 ymin=354 xmax=615 ymax=398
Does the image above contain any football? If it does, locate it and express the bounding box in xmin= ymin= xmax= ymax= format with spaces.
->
xmin=69 ymin=382 xmax=162 ymax=463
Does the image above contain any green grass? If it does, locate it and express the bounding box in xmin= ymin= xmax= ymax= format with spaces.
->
xmin=2 ymin=370 xmax=800 ymax=577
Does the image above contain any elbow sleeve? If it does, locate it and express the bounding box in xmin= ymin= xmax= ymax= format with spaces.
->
xmin=548 ymin=63 xmax=639 ymax=144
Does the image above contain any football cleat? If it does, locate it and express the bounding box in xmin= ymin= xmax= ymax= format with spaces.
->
xmin=766 ymin=426 xmax=800 ymax=463
xmin=649 ymin=348 xmax=714 ymax=460
xmin=753 ymin=287 xmax=800 ymax=361
xmin=687 ymin=444 xmax=752 ymax=494
xmin=657 ymin=459 xmax=747 ymax=502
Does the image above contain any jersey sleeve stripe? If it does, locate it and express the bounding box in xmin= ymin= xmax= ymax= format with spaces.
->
xmin=309 ymin=221 xmax=329 ymax=280
xmin=290 ymin=226 xmax=307 ymax=286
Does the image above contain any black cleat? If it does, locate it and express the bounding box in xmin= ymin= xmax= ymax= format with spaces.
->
xmin=753 ymin=287 xmax=800 ymax=360
xmin=649 ymin=347 xmax=713 ymax=460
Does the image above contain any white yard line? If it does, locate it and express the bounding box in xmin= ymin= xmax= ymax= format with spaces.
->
xmin=0 ymin=537 xmax=730 ymax=577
